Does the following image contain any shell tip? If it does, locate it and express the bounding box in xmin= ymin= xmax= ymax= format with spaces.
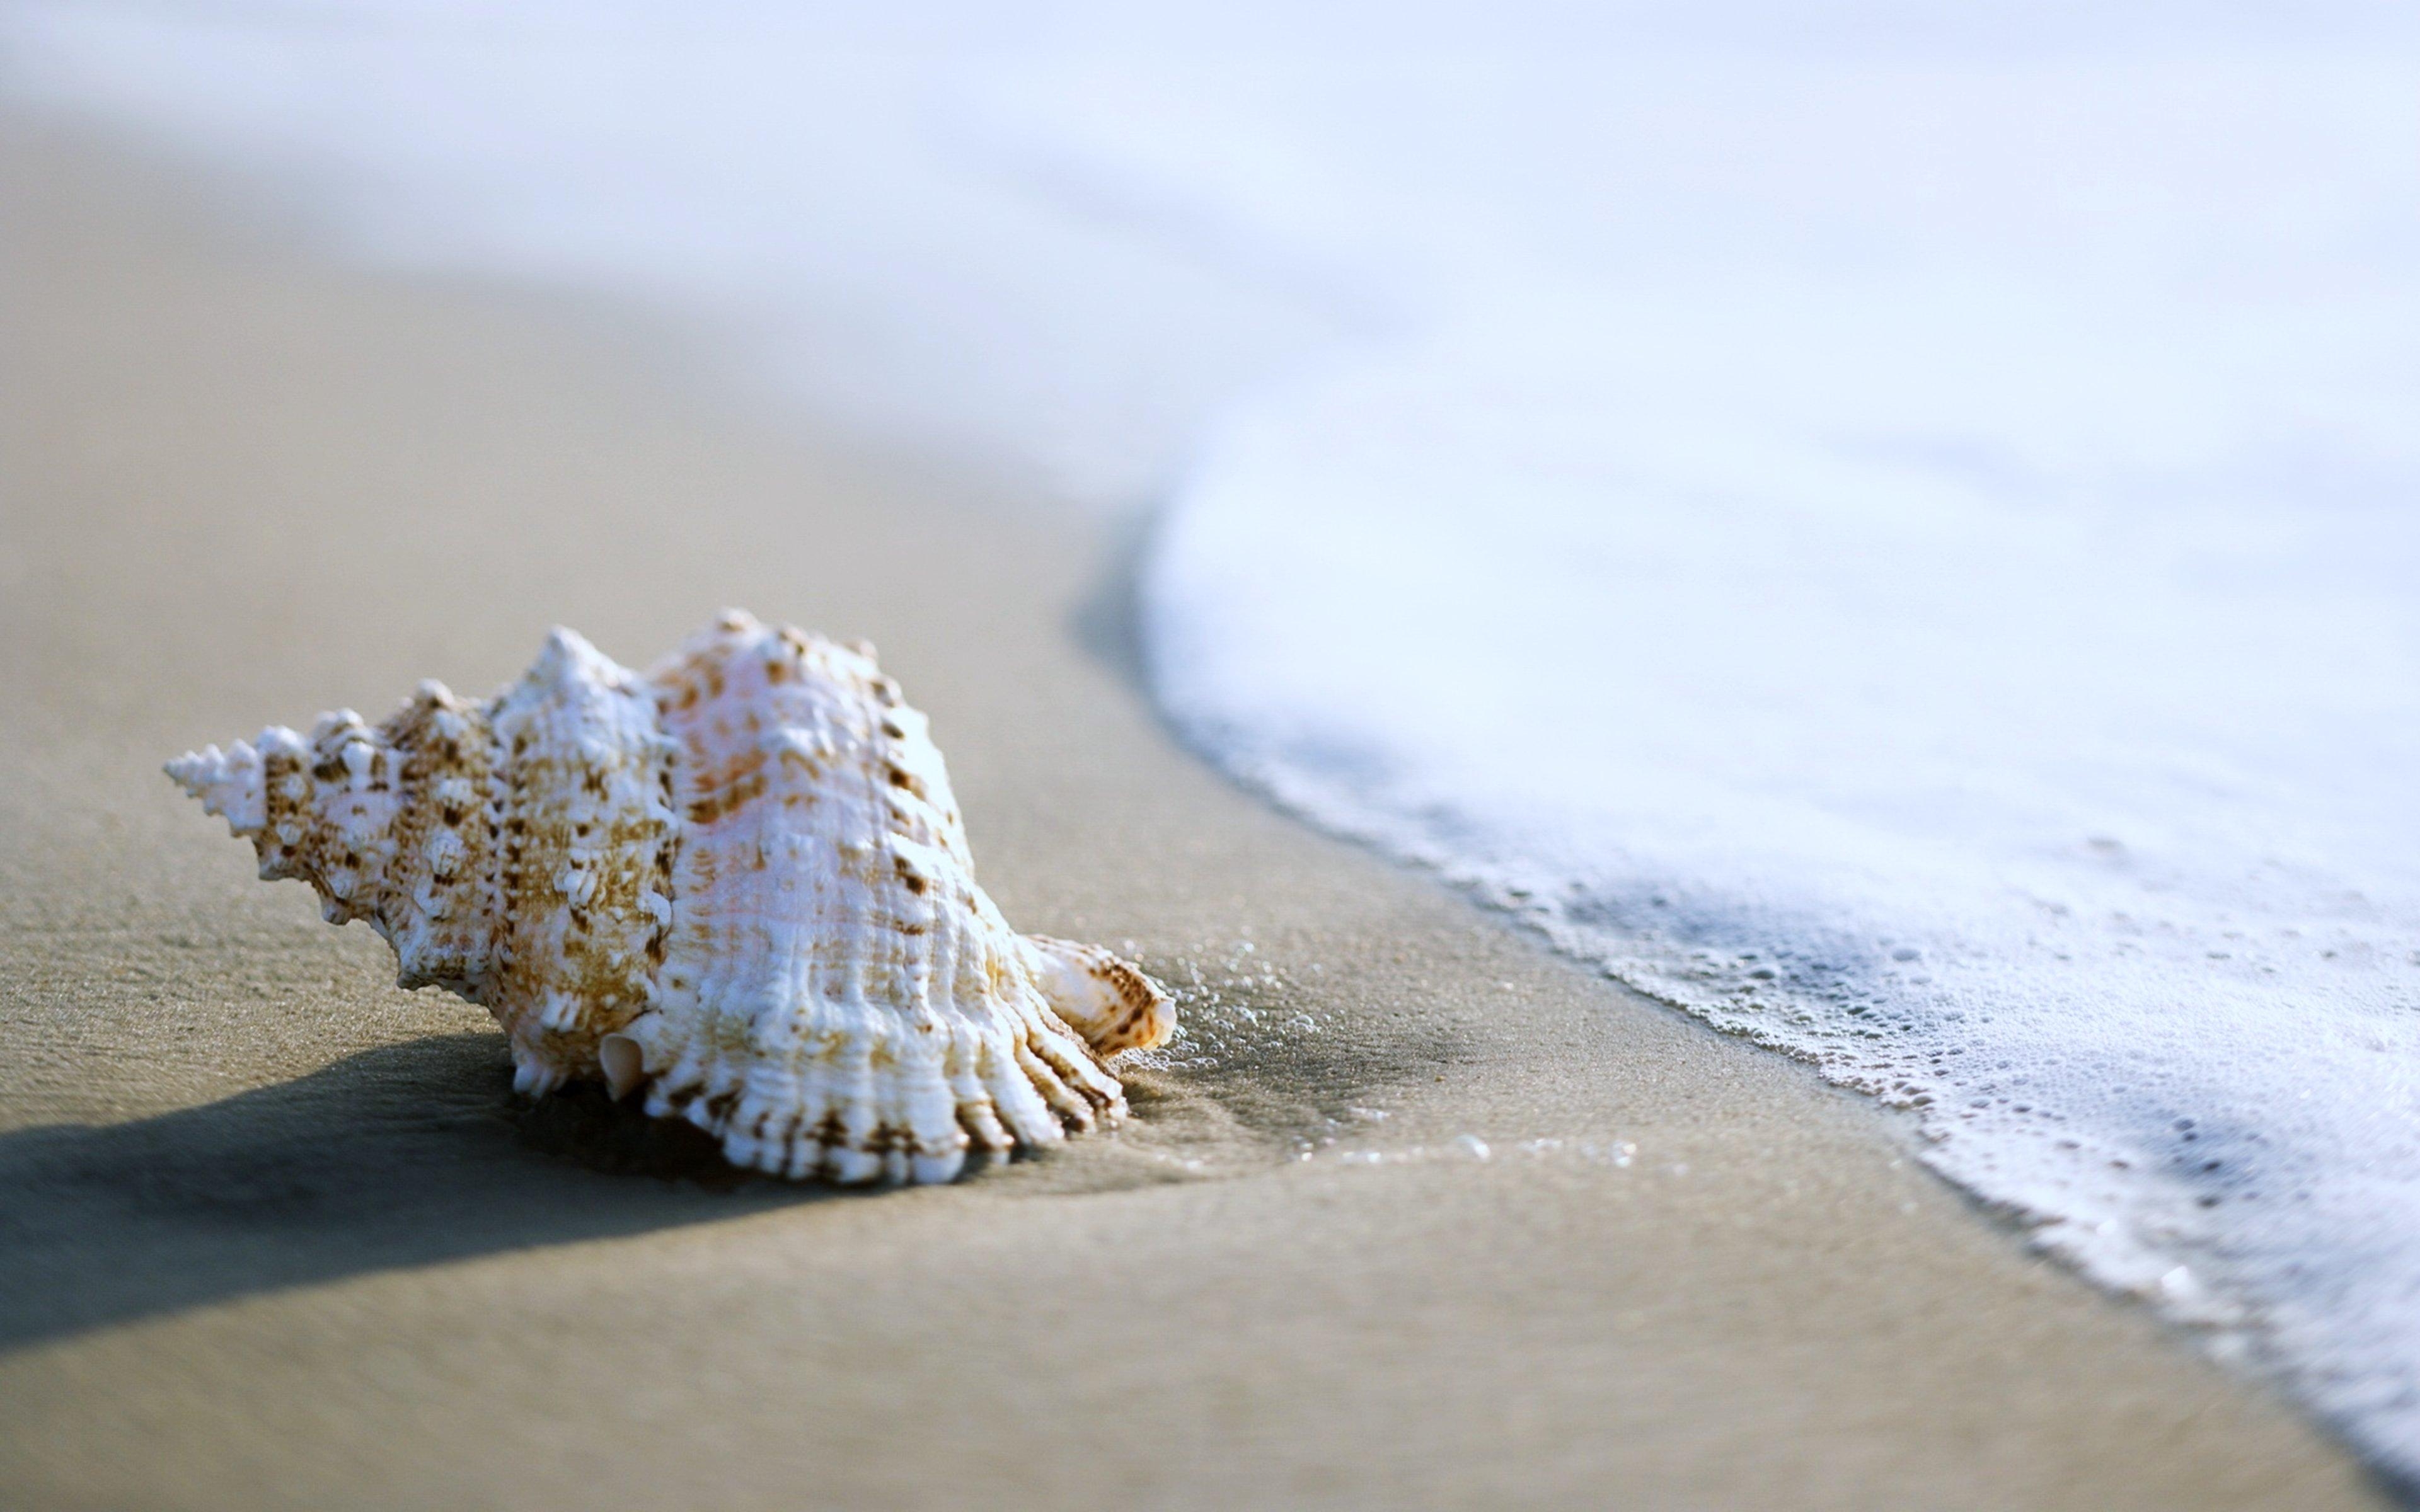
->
xmin=164 ymin=736 xmax=271 ymax=833
xmin=163 ymin=748 xmax=209 ymax=794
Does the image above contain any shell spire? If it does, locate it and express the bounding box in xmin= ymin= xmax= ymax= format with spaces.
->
xmin=165 ymin=736 xmax=278 ymax=838
xmin=167 ymin=612 xmax=1174 ymax=1183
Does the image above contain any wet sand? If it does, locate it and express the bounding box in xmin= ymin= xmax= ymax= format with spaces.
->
xmin=0 ymin=115 xmax=2387 ymax=1509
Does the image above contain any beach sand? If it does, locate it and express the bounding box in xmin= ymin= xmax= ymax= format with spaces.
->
xmin=0 ymin=115 xmax=2387 ymax=1509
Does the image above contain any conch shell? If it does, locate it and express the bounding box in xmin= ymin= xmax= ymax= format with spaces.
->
xmin=167 ymin=611 xmax=1173 ymax=1184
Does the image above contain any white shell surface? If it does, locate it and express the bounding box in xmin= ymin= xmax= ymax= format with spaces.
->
xmin=487 ymin=631 xmax=676 ymax=1092
xmin=168 ymin=610 xmax=1173 ymax=1183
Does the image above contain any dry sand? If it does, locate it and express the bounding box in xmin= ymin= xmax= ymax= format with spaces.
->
xmin=0 ymin=115 xmax=2388 ymax=1509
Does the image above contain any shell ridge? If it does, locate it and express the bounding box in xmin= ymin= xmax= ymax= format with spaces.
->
xmin=484 ymin=629 xmax=668 ymax=1094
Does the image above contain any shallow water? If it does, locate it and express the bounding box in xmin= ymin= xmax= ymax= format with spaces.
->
xmin=8 ymin=0 xmax=2419 ymax=1484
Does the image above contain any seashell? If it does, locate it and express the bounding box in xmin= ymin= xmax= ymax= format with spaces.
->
xmin=167 ymin=610 xmax=1174 ymax=1184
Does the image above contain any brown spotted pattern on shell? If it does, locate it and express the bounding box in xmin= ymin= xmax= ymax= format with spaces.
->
xmin=167 ymin=611 xmax=1175 ymax=1184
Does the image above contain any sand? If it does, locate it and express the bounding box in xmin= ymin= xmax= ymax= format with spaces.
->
xmin=0 ymin=113 xmax=2388 ymax=1509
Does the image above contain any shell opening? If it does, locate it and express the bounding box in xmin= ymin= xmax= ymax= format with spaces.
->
xmin=599 ymin=1033 xmax=646 ymax=1100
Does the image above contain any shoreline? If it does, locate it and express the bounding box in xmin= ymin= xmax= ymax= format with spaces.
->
xmin=0 ymin=109 xmax=2389 ymax=1509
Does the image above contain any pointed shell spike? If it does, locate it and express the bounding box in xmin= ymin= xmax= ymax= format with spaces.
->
xmin=168 ymin=613 xmax=1175 ymax=1184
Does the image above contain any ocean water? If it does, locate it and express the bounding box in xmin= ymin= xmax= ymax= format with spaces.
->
xmin=9 ymin=0 xmax=2420 ymax=1482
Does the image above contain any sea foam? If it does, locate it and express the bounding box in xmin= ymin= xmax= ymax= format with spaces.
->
xmin=1132 ymin=31 xmax=2420 ymax=1482
xmin=1146 ymin=290 xmax=2420 ymax=1465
